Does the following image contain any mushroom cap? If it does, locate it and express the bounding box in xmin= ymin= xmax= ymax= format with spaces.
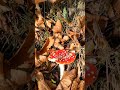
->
xmin=48 ymin=50 xmax=76 ymax=64
xmin=85 ymin=62 xmax=98 ymax=87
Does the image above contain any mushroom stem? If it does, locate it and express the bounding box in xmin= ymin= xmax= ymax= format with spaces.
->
xmin=59 ymin=64 xmax=64 ymax=80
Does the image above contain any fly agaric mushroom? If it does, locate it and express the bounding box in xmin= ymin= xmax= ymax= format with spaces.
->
xmin=48 ymin=50 xmax=76 ymax=80
xmin=85 ymin=62 xmax=98 ymax=87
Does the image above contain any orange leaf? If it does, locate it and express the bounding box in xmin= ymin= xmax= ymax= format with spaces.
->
xmin=53 ymin=19 xmax=62 ymax=33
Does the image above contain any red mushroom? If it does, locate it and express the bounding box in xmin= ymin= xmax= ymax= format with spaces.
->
xmin=48 ymin=50 xmax=76 ymax=80
xmin=85 ymin=62 xmax=98 ymax=87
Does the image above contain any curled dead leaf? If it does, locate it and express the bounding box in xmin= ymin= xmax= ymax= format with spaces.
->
xmin=56 ymin=69 xmax=77 ymax=90
xmin=53 ymin=19 xmax=62 ymax=33
xmin=35 ymin=71 xmax=51 ymax=90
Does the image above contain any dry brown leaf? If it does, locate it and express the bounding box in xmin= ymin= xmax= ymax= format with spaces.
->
xmin=53 ymin=19 xmax=62 ymax=33
xmin=86 ymin=12 xmax=108 ymax=22
xmin=49 ymin=0 xmax=57 ymax=3
xmin=55 ymin=38 xmax=60 ymax=43
xmin=45 ymin=80 xmax=57 ymax=90
xmin=75 ymin=16 xmax=85 ymax=29
xmin=10 ymin=69 xmax=31 ymax=85
xmin=54 ymin=38 xmax=64 ymax=49
xmin=0 ymin=15 xmax=7 ymax=31
xmin=36 ymin=36 xmax=54 ymax=56
xmin=39 ymin=55 xmax=48 ymax=62
xmin=0 ymin=5 xmax=10 ymax=13
xmin=0 ymin=53 xmax=13 ymax=90
xmin=71 ymin=78 xmax=80 ymax=90
xmin=35 ymin=71 xmax=51 ymax=90
xmin=95 ymin=36 xmax=108 ymax=49
xmin=35 ymin=15 xmax=45 ymax=28
xmin=0 ymin=0 xmax=6 ymax=6
xmin=0 ymin=81 xmax=12 ymax=90
xmin=54 ymin=42 xmax=64 ymax=50
xmin=54 ymin=33 xmax=62 ymax=39
xmin=35 ymin=9 xmax=45 ymax=28
xmin=57 ymin=34 xmax=62 ymax=40
xmin=15 ymin=0 xmax=24 ymax=4
xmin=37 ymin=38 xmax=49 ymax=55
xmin=46 ymin=20 xmax=52 ymax=28
xmin=47 ymin=36 xmax=54 ymax=49
xmin=35 ymin=0 xmax=45 ymax=4
xmin=85 ymin=39 xmax=95 ymax=55
xmin=18 ymin=59 xmax=34 ymax=69
xmin=56 ymin=69 xmax=77 ymax=90
xmin=69 ymin=43 xmax=76 ymax=50
xmin=35 ymin=56 xmax=41 ymax=67
xmin=35 ymin=49 xmax=42 ymax=67
xmin=62 ymin=36 xmax=69 ymax=41
xmin=78 ymin=80 xmax=85 ymax=90
xmin=66 ymin=30 xmax=79 ymax=40
xmin=49 ymin=0 xmax=64 ymax=4
xmin=113 ymin=0 xmax=120 ymax=16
